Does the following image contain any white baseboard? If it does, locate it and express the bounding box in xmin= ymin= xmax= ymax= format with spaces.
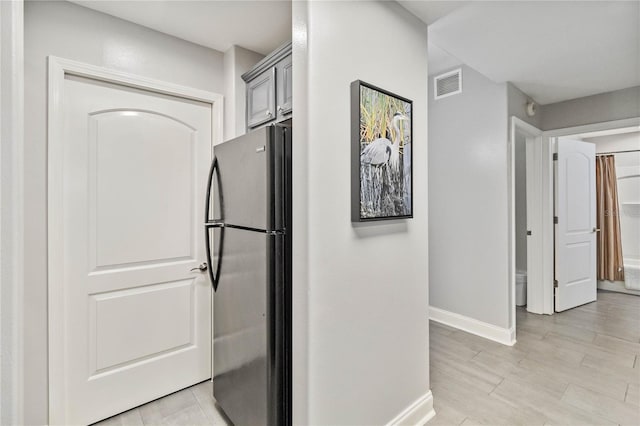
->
xmin=429 ymin=306 xmax=516 ymax=346
xmin=386 ymin=391 xmax=435 ymax=426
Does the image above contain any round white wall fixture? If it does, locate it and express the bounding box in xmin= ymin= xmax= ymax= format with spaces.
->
xmin=526 ymin=100 xmax=537 ymax=117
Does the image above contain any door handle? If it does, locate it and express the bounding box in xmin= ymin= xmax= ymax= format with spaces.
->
xmin=190 ymin=262 xmax=208 ymax=272
xmin=592 ymin=228 xmax=601 ymax=233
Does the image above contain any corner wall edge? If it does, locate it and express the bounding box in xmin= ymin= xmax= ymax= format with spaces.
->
xmin=430 ymin=306 xmax=516 ymax=346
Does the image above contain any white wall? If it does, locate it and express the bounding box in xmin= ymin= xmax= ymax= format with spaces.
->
xmin=584 ymin=131 xmax=640 ymax=154
xmin=223 ymin=45 xmax=263 ymax=141
xmin=541 ymin=86 xmax=640 ymax=131
xmin=293 ymin=1 xmax=431 ymax=424
xmin=24 ymin=2 xmax=225 ymax=423
xmin=428 ymin=64 xmax=511 ymax=329
xmin=1 ymin=1 xmax=24 ymax=424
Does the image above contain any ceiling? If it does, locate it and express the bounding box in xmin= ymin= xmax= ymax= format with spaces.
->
xmin=70 ymin=0 xmax=292 ymax=55
xmin=71 ymin=1 xmax=638 ymax=105
xmin=403 ymin=1 xmax=640 ymax=105
xmin=399 ymin=1 xmax=470 ymax=25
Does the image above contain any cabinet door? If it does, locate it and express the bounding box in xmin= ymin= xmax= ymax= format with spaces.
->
xmin=247 ymin=68 xmax=276 ymax=128
xmin=276 ymin=54 xmax=292 ymax=118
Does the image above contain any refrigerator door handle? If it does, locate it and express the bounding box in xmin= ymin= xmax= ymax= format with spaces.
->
xmin=204 ymin=157 xmax=223 ymax=223
xmin=205 ymin=222 xmax=224 ymax=291
xmin=204 ymin=157 xmax=225 ymax=291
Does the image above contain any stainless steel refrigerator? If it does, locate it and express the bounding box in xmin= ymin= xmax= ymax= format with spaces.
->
xmin=204 ymin=120 xmax=292 ymax=426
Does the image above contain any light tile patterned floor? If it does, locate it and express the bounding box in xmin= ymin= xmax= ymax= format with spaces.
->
xmin=96 ymin=290 xmax=640 ymax=425
xmin=92 ymin=381 xmax=230 ymax=426
xmin=430 ymin=290 xmax=640 ymax=425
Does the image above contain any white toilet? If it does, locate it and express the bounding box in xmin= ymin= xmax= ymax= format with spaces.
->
xmin=516 ymin=270 xmax=527 ymax=306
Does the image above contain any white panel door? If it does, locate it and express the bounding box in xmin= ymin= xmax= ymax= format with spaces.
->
xmin=555 ymin=137 xmax=597 ymax=312
xmin=525 ymin=137 xmax=540 ymax=311
xmin=59 ymin=75 xmax=212 ymax=425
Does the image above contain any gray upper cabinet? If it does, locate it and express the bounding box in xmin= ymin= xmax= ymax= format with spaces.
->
xmin=242 ymin=42 xmax=292 ymax=131
xmin=276 ymin=54 xmax=292 ymax=117
xmin=246 ymin=68 xmax=276 ymax=128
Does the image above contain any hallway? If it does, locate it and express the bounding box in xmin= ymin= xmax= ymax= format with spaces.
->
xmin=96 ymin=291 xmax=640 ymax=425
xmin=430 ymin=291 xmax=640 ymax=425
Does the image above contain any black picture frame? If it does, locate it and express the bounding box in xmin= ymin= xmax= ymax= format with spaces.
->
xmin=351 ymin=80 xmax=414 ymax=222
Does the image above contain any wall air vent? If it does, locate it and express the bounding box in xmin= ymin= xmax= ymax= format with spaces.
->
xmin=434 ymin=68 xmax=462 ymax=100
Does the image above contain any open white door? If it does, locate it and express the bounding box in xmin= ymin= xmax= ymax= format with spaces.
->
xmin=525 ymin=136 xmax=541 ymax=312
xmin=555 ymin=137 xmax=597 ymax=312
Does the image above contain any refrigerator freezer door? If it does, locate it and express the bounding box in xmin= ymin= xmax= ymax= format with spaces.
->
xmin=207 ymin=126 xmax=287 ymax=231
xmin=212 ymin=226 xmax=286 ymax=426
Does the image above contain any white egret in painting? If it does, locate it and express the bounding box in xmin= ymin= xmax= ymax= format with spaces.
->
xmin=360 ymin=111 xmax=408 ymax=172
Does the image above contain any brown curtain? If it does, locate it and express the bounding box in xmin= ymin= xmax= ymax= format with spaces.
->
xmin=596 ymin=155 xmax=624 ymax=281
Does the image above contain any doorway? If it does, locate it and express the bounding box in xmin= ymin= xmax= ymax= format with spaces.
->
xmin=47 ymin=58 xmax=222 ymax=425
xmin=564 ymin=126 xmax=640 ymax=297
xmin=522 ymin=117 xmax=640 ymax=318
xmin=509 ymin=117 xmax=547 ymax=330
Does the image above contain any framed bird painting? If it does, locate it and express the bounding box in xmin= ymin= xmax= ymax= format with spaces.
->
xmin=351 ymin=80 xmax=413 ymax=222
